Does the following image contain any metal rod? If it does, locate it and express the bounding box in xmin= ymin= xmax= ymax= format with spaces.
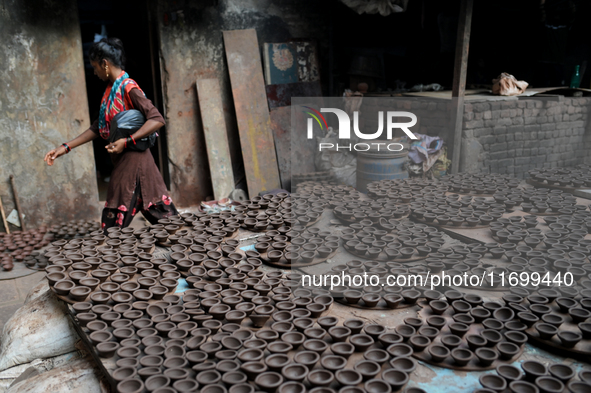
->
xmin=9 ymin=175 xmax=25 ymax=232
xmin=0 ymin=196 xmax=9 ymax=234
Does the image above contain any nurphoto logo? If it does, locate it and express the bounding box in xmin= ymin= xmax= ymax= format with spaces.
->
xmin=303 ymin=106 xmax=419 ymax=151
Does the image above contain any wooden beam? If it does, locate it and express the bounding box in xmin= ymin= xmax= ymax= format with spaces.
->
xmin=450 ymin=0 xmax=473 ymax=174
xmin=196 ymin=78 xmax=235 ymax=200
xmin=223 ymin=29 xmax=281 ymax=197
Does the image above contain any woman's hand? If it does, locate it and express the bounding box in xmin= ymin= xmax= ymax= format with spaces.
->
xmin=106 ymin=138 xmax=126 ymax=154
xmin=44 ymin=146 xmax=67 ymax=166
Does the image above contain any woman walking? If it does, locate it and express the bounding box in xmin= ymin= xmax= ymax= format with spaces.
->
xmin=44 ymin=38 xmax=177 ymax=231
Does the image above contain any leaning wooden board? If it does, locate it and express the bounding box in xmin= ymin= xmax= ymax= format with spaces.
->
xmin=223 ymin=29 xmax=281 ymax=196
xmin=196 ymin=78 xmax=235 ymax=201
xmin=269 ymin=106 xmax=292 ymax=191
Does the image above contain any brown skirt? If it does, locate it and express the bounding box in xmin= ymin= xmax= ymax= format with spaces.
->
xmin=105 ymin=149 xmax=171 ymax=211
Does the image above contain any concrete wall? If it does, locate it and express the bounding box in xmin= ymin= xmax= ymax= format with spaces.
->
xmin=0 ymin=0 xmax=99 ymax=229
xmin=460 ymin=98 xmax=591 ymax=177
xmin=156 ymin=0 xmax=329 ymax=204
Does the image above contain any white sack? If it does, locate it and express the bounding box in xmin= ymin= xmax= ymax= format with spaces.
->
xmin=0 ymin=281 xmax=79 ymax=371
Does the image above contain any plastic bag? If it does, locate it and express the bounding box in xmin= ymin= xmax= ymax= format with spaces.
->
xmin=492 ymin=73 xmax=528 ymax=96
xmin=109 ymin=109 xmax=156 ymax=152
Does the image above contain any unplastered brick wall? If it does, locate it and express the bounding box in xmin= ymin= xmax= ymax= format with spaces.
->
xmin=461 ymin=98 xmax=591 ymax=177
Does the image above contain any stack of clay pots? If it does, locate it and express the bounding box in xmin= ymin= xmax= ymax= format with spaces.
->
xmin=529 ymin=165 xmax=591 ymax=188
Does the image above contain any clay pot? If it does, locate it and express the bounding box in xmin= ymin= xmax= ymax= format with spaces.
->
xmin=508 ymin=381 xmax=539 ymax=393
xmin=450 ymin=348 xmax=473 ymax=366
xmin=343 ymin=319 xmax=365 ymax=334
xmin=534 ymin=376 xmax=564 ymax=393
xmin=548 ymin=364 xmax=574 ymax=382
xmin=96 ymin=341 xmax=119 ymax=358
xmin=363 ymin=348 xmax=389 ymax=365
xmin=535 ymin=323 xmax=557 ymax=340
xmin=521 ymin=361 xmax=547 ymax=382
xmin=479 ymin=374 xmax=507 ymax=392
xmin=335 ymin=370 xmax=363 ymax=386
xmin=428 ymin=344 xmax=450 ymax=363
xmin=496 ymin=364 xmax=523 ymax=383
xmin=112 ymin=367 xmax=137 ymax=382
xmin=116 ymin=378 xmax=144 ymax=393
xmin=386 ymin=343 xmax=413 ymax=358
xmin=557 ymin=331 xmax=582 ymax=348
xmin=381 ymin=369 xmax=409 ymax=391
xmin=496 ymin=342 xmax=520 ymax=360
xmin=307 ymin=369 xmax=334 ymax=387
xmin=389 ymin=357 xmax=417 ymax=374
xmin=264 ymin=354 xmax=290 ymax=372
xmin=320 ymin=355 xmax=347 ymax=372
xmin=475 ymin=347 xmax=498 ymax=367
xmin=281 ymin=364 xmax=309 ymax=383
xmin=255 ymin=371 xmax=283 ymax=392
xmin=466 ymin=335 xmax=487 ymax=351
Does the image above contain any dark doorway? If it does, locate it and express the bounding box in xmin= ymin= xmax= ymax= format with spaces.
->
xmin=78 ymin=0 xmax=169 ymax=201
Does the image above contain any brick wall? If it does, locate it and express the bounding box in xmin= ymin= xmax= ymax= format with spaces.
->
xmin=461 ymin=97 xmax=591 ymax=177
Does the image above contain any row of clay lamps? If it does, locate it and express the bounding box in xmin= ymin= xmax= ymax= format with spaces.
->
xmin=441 ymin=173 xmax=521 ymax=195
xmin=529 ymin=164 xmax=591 ymax=188
xmin=0 ymin=227 xmax=51 ymax=270
xmin=45 ymin=235 xmax=181 ymax=303
xmin=235 ymin=193 xmax=298 ymax=231
xmin=493 ymin=188 xmax=583 ymax=215
xmin=326 ymin=270 xmax=455 ymax=309
xmin=473 ymin=360 xmax=591 ymax=393
xmin=66 ymin=266 xmax=429 ymax=393
xmin=255 ymin=227 xmax=337 ymax=265
xmin=408 ymin=291 xmax=527 ymax=369
xmin=49 ymin=220 xmax=100 ymax=239
xmin=290 ymin=191 xmax=327 ymax=228
xmin=410 ymin=194 xmax=506 ymax=228
xmin=365 ymin=177 xmax=449 ymax=203
xmin=428 ymin=239 xmax=591 ymax=290
xmin=510 ymin=288 xmax=591 ymax=352
xmin=332 ymin=195 xmax=411 ymax=223
xmin=341 ymin=221 xmax=445 ymax=260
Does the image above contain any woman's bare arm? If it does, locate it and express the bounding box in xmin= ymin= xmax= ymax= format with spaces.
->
xmin=44 ymin=128 xmax=99 ymax=166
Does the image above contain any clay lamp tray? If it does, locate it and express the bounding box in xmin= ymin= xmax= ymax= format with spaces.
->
xmin=49 ymin=261 xmax=178 ymax=305
xmin=519 ymin=295 xmax=591 ymax=360
xmin=341 ymin=243 xmax=427 ymax=263
xmin=260 ymin=247 xmax=338 ymax=269
xmin=334 ymin=293 xmax=417 ymax=311
xmin=411 ymin=214 xmax=490 ymax=230
xmin=526 ymin=177 xmax=586 ymax=193
xmin=413 ymin=301 xmax=524 ymax=371
xmin=333 ymin=209 xmax=410 ymax=226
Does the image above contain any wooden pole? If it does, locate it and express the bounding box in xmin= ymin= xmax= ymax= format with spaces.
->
xmin=0 ymin=196 xmax=9 ymax=234
xmin=450 ymin=0 xmax=473 ymax=174
xmin=9 ymin=175 xmax=26 ymax=232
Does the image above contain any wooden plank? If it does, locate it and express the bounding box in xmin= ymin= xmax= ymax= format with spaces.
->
xmin=450 ymin=0 xmax=473 ymax=174
xmin=269 ymin=106 xmax=292 ymax=190
xmin=223 ymin=29 xmax=281 ymax=196
xmin=196 ymin=78 xmax=235 ymax=200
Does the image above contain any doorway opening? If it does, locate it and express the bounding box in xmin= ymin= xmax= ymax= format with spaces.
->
xmin=78 ymin=0 xmax=169 ymax=201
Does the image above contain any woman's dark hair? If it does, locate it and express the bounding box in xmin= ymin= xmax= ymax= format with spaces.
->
xmin=89 ymin=37 xmax=126 ymax=68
